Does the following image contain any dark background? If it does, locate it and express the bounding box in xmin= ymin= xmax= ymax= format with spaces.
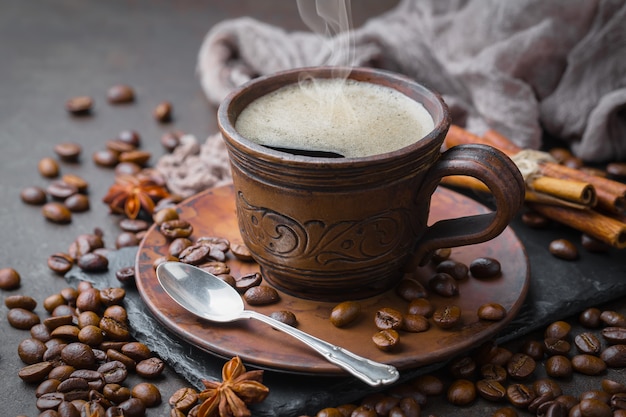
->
xmin=1 ymin=1 xmax=625 ymax=416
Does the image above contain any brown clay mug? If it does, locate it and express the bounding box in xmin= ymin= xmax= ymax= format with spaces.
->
xmin=218 ymin=67 xmax=525 ymax=301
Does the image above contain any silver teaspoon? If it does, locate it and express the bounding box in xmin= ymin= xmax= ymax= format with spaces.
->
xmin=155 ymin=262 xmax=399 ymax=386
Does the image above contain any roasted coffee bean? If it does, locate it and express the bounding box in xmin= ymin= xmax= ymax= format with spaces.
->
xmin=107 ymin=84 xmax=135 ymax=104
xmin=601 ymin=378 xmax=626 ymax=394
xmin=521 ymin=210 xmax=550 ymax=228
xmin=506 ymin=383 xmax=536 ymax=408
xmin=476 ymin=379 xmax=506 ymax=402
xmin=169 ymin=387 xmax=198 ymax=412
xmin=61 ymin=286 xmax=79 ymax=305
xmin=234 ymin=272 xmax=262 ymax=293
xmin=51 ymin=324 xmax=80 ymax=341
xmin=600 ymin=344 xmax=626 ymax=367
xmin=116 ymin=129 xmax=141 ymax=147
xmin=44 ymin=315 xmax=74 ymax=331
xmin=436 ymin=260 xmax=469 ymax=280
xmin=480 ymin=363 xmax=507 ymax=383
xmin=153 ymin=207 xmax=179 ymax=225
xmin=65 ymin=96 xmax=93 ymax=115
xmin=600 ymin=310 xmax=626 ymax=327
xmin=372 ymin=329 xmax=400 ymax=351
xmin=447 ymin=379 xmax=476 ymax=406
xmin=574 ymin=332 xmax=601 ymax=354
xmin=48 ymin=252 xmax=74 ymax=275
xmin=160 ymin=131 xmax=183 ymax=152
xmin=507 ymin=353 xmax=536 ymax=379
xmin=77 ymin=253 xmax=109 ymax=272
xmin=469 ymin=257 xmax=501 ymax=279
xmin=115 ymin=232 xmax=140 ymax=249
xmin=100 ymin=317 xmax=130 ymax=341
xmin=580 ymin=307 xmax=603 ymax=328
xmin=152 ymin=255 xmax=177 ymax=270
xmin=118 ymin=150 xmax=151 ymax=166
xmin=602 ymin=327 xmax=626 ymax=344
xmin=18 ymin=338 xmax=48 ymax=364
xmin=402 ymin=314 xmax=429 ymax=333
xmin=160 ymin=219 xmax=193 ymax=238
xmin=538 ymin=400 xmax=568 ymax=417
xmin=43 ymin=343 xmax=67 ymax=366
xmin=571 ymin=354 xmax=607 ymax=375
xmin=78 ymin=325 xmax=104 ymax=346
xmin=580 ymin=389 xmax=611 ymax=403
xmin=612 ymin=392 xmax=626 ymax=410
xmin=37 ymin=392 xmax=66 ymax=411
xmin=47 ymin=180 xmax=79 ymax=200
xmin=428 ymin=272 xmax=459 ymax=297
xmin=115 ymin=266 xmax=136 ymax=285
xmin=432 ymin=305 xmax=461 ymax=329
xmin=69 ymin=233 xmax=104 ymax=259
xmin=76 ymin=288 xmax=102 ymax=312
xmin=54 ymin=142 xmax=82 ymax=162
xmin=21 ymin=185 xmax=48 ymax=205
xmin=65 ymin=194 xmax=90 ymax=212
xmin=106 ymin=349 xmax=136 ymax=371
xmin=5 ymin=294 xmax=37 ymax=310
xmin=18 ymin=361 xmax=54 ymax=383
xmin=37 ymin=378 xmax=62 ymax=398
xmin=135 ymin=357 xmax=165 ymax=379
xmin=431 ymin=247 xmax=451 ymax=263
xmin=70 ymin=369 xmax=104 ymax=391
xmin=42 ymin=202 xmax=72 ymax=223
xmin=131 ymin=382 xmax=162 ymax=407
xmin=76 ymin=311 xmax=101 ymax=329
xmin=121 ymin=342 xmax=152 ymax=362
xmin=243 ymin=285 xmax=280 ymax=306
xmin=478 ymin=303 xmax=506 ymax=321
xmin=330 ymin=301 xmax=361 ymax=328
xmin=99 ymin=287 xmax=125 ymax=306
xmin=230 ymin=243 xmax=253 ymax=261
xmin=548 ymin=238 xmax=579 ymax=260
xmin=545 ymin=321 xmax=571 ymax=340
xmin=61 ymin=173 xmax=88 ymax=193
xmin=39 ymin=157 xmax=60 ymax=178
xmin=97 ymin=360 xmax=128 ymax=384
xmin=58 ymin=401 xmax=81 ymax=417
xmin=154 ymin=101 xmax=173 ymax=122
xmin=395 ymin=278 xmax=428 ymax=301
xmin=103 ymin=383 xmax=131 ymax=404
xmin=168 ymin=238 xmax=192 ymax=258
xmin=545 ymin=355 xmax=574 ymax=378
xmin=0 ymin=267 xmax=21 ymax=290
xmin=520 ymin=339 xmax=545 ymax=360
xmin=115 ymin=161 xmax=142 ymax=176
xmin=178 ymin=244 xmax=210 ymax=265
xmin=269 ymin=310 xmax=298 ymax=327
xmin=199 ymin=261 xmax=230 ymax=276
xmin=61 ymin=342 xmax=96 ymax=369
xmin=492 ymin=407 xmax=519 ymax=417
xmin=606 ymin=161 xmax=626 ymax=178
xmin=581 ymin=234 xmax=611 ymax=253
xmin=8 ymin=307 xmax=41 ymax=329
xmin=578 ymin=398 xmax=612 ymax=417
xmin=118 ymin=218 xmax=149 ymax=233
xmin=412 ymin=374 xmax=444 ymax=396
xmin=92 ymin=149 xmax=119 ymax=167
xmin=407 ymin=298 xmax=433 ymax=317
xmin=544 ymin=338 xmax=571 ymax=355
xmin=375 ymin=307 xmax=404 ymax=330
xmin=52 ymin=304 xmax=77 ymax=318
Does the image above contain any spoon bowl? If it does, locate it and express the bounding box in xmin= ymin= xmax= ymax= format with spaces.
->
xmin=156 ymin=261 xmax=399 ymax=386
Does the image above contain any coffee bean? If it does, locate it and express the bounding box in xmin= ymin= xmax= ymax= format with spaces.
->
xmin=330 ymin=301 xmax=361 ymax=328
xmin=65 ymin=96 xmax=93 ymax=115
xmin=21 ymin=185 xmax=48 ymax=205
xmin=574 ymin=332 xmax=602 ymax=355
xmin=428 ymin=272 xmax=459 ymax=297
xmin=118 ymin=218 xmax=149 ymax=233
xmin=491 ymin=407 xmax=519 ymax=417
xmin=507 ymin=353 xmax=536 ymax=380
xmin=160 ymin=131 xmax=183 ymax=152
xmin=78 ymin=325 xmax=104 ymax=346
xmin=160 ymin=219 xmax=193 ymax=239
xmin=8 ymin=307 xmax=41 ymax=329
xmin=42 ymin=202 xmax=72 ymax=223
xmin=58 ymin=401 xmax=81 ymax=417
xmin=154 ymin=101 xmax=173 ymax=122
xmin=64 ymin=194 xmax=90 ymax=212
xmin=431 ymin=247 xmax=451 ymax=263
xmin=92 ymin=149 xmax=119 ymax=167
xmin=178 ymin=243 xmax=210 ymax=265
xmin=38 ymin=157 xmax=60 ymax=178
xmin=545 ymin=321 xmax=571 ymax=340
xmin=37 ymin=392 xmax=66 ymax=411
xmin=407 ymin=298 xmax=433 ymax=317
xmin=135 ymin=357 xmax=165 ymax=379
xmin=36 ymin=379 xmax=62 ymax=398
xmin=234 ymin=272 xmax=262 ymax=293
xmin=5 ymin=294 xmax=37 ymax=310
xmin=372 ymin=329 xmax=400 ymax=351
xmin=548 ymin=238 xmax=579 ymax=260
xmin=18 ymin=361 xmax=54 ymax=383
xmin=601 ymin=378 xmax=626 ymax=394
xmin=99 ymin=287 xmax=125 ymax=306
xmin=169 ymin=387 xmax=198 ymax=412
xmin=544 ymin=338 xmax=571 ymax=356
xmin=70 ymin=369 xmax=104 ymax=391
xmin=47 ymin=180 xmax=79 ymax=200
xmin=602 ymin=327 xmax=626 ymax=344
xmin=480 ymin=363 xmax=507 ymax=383
xmin=395 ymin=278 xmax=428 ymax=301
xmin=600 ymin=310 xmax=626 ymax=327
xmin=199 ymin=261 xmax=230 ymax=276
xmin=436 ymin=260 xmax=469 ymax=280
xmin=107 ymin=84 xmax=135 ymax=104
xmin=571 ymin=354 xmax=607 ymax=375
xmin=521 ymin=211 xmax=550 ymax=228
xmin=115 ymin=161 xmax=142 ymax=176
xmin=61 ymin=173 xmax=89 ymax=193
xmin=18 ymin=338 xmax=48 ymax=364
xmin=600 ymin=344 xmax=626 ymax=367
xmin=506 ymin=383 xmax=536 ymax=408
xmin=579 ymin=398 xmax=612 ymax=417
xmin=115 ymin=231 xmax=140 ymax=249
xmin=120 ymin=342 xmax=152 ymax=362
xmin=433 ymin=305 xmax=461 ymax=329
xmin=477 ymin=303 xmax=506 ymax=321
xmin=118 ymin=150 xmax=151 ymax=166
xmin=402 ymin=314 xmax=430 ymax=333
xmin=131 ymin=382 xmax=162 ymax=407
xmin=580 ymin=307 xmax=603 ymax=328
xmin=606 ymin=162 xmax=626 ymax=178
xmin=153 ymin=207 xmax=179 ymax=225
xmin=53 ymin=142 xmax=82 ymax=162
xmin=448 ymin=356 xmax=476 ymax=379
xmin=115 ymin=266 xmax=136 ymax=286
xmin=476 ymin=379 xmax=506 ymax=402
xmin=98 ymin=360 xmax=128 ymax=384
xmin=77 ymin=253 xmax=109 ymax=272
xmin=168 ymin=238 xmax=192 ymax=258
xmin=469 ymin=257 xmax=501 ymax=279
xmin=520 ymin=339 xmax=545 ymax=361
xmin=51 ymin=324 xmax=80 ymax=341
xmin=47 ymin=252 xmax=74 ymax=275
xmin=612 ymin=392 xmax=626 ymax=410
xmin=243 ymin=285 xmax=280 ymax=306
xmin=61 ymin=343 xmax=96 ymax=369
xmin=375 ymin=307 xmax=404 ymax=330
xmin=447 ymin=379 xmax=476 ymax=406
xmin=581 ymin=234 xmax=611 ymax=253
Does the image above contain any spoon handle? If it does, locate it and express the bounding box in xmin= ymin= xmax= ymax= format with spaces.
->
xmin=243 ymin=310 xmax=400 ymax=386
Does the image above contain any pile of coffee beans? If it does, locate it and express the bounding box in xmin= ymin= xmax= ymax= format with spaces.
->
xmin=7 ymin=276 xmax=165 ymax=417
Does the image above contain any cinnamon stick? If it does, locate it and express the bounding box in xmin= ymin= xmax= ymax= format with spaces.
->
xmin=530 ymin=203 xmax=626 ymax=249
xmin=529 ymin=177 xmax=597 ymax=207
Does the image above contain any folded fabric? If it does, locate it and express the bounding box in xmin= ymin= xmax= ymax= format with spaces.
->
xmin=197 ymin=0 xmax=626 ymax=162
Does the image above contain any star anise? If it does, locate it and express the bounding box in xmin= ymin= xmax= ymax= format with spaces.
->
xmin=197 ymin=356 xmax=269 ymax=417
xmin=102 ymin=173 xmax=170 ymax=219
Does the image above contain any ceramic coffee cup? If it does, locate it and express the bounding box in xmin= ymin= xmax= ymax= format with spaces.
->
xmin=218 ymin=67 xmax=525 ymax=301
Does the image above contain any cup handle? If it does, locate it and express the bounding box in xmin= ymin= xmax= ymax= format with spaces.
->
xmin=408 ymin=143 xmax=525 ymax=268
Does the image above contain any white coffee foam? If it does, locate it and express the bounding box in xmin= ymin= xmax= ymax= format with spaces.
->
xmin=235 ymin=78 xmax=434 ymax=158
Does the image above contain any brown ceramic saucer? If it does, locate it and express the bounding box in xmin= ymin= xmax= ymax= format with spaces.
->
xmin=135 ymin=184 xmax=529 ymax=375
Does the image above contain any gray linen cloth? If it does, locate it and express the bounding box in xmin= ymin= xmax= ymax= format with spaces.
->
xmin=196 ymin=0 xmax=626 ymax=163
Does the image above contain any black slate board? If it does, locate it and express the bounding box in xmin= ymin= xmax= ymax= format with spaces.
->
xmin=65 ymin=212 xmax=626 ymax=417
